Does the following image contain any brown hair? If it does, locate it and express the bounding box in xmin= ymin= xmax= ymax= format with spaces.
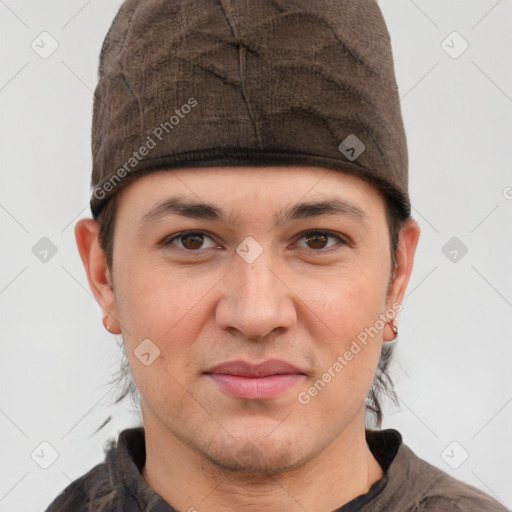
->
xmin=94 ymin=180 xmax=408 ymax=430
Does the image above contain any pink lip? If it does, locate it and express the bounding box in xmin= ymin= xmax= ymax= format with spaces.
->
xmin=205 ymin=359 xmax=306 ymax=400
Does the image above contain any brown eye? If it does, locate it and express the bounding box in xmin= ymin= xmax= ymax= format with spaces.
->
xmin=166 ymin=231 xmax=217 ymax=251
xmin=297 ymin=230 xmax=345 ymax=251
xmin=181 ymin=233 xmax=204 ymax=250
xmin=305 ymin=232 xmax=328 ymax=249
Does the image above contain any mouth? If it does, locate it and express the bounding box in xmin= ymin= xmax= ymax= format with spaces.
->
xmin=204 ymin=359 xmax=306 ymax=400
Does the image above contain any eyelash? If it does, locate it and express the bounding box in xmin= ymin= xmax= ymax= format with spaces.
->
xmin=163 ymin=229 xmax=348 ymax=254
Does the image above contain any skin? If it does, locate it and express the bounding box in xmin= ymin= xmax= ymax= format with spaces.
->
xmin=76 ymin=165 xmax=420 ymax=512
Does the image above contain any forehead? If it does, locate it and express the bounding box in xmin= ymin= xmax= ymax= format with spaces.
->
xmin=114 ymin=165 xmax=387 ymax=225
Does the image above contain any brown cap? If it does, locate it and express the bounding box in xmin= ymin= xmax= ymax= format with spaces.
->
xmin=90 ymin=0 xmax=410 ymax=220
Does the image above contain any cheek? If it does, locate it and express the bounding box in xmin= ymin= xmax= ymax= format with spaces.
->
xmin=113 ymin=260 xmax=216 ymax=381
xmin=114 ymin=268 xmax=206 ymax=412
xmin=307 ymin=263 xmax=389 ymax=341
xmin=296 ymin=265 xmax=389 ymax=409
xmin=115 ymin=255 xmax=211 ymax=334
xmin=298 ymin=286 xmax=385 ymax=422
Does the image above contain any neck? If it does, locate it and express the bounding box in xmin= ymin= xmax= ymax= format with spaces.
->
xmin=140 ymin=410 xmax=384 ymax=512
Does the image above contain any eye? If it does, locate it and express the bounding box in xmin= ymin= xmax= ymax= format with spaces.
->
xmin=295 ymin=230 xmax=347 ymax=251
xmin=165 ymin=230 xmax=218 ymax=251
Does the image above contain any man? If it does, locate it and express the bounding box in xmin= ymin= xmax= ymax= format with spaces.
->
xmin=45 ymin=0 xmax=507 ymax=510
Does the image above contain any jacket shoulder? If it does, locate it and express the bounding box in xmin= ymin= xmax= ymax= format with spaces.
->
xmin=44 ymin=461 xmax=121 ymax=512
xmin=401 ymin=446 xmax=508 ymax=512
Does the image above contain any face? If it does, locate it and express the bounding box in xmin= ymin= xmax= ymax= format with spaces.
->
xmin=78 ymin=165 xmax=419 ymax=475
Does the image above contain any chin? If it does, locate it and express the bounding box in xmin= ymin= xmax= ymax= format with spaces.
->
xmin=195 ymin=428 xmax=315 ymax=477
xmin=202 ymin=444 xmax=303 ymax=476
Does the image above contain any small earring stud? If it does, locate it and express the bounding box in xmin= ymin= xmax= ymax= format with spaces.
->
xmin=102 ymin=316 xmax=112 ymax=333
xmin=387 ymin=318 xmax=398 ymax=341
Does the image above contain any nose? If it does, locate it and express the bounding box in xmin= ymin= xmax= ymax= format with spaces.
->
xmin=215 ymin=248 xmax=297 ymax=342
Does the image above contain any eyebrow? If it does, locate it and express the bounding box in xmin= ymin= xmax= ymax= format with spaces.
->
xmin=139 ymin=195 xmax=369 ymax=229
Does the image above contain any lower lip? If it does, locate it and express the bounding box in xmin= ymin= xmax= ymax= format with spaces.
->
xmin=208 ymin=373 xmax=304 ymax=400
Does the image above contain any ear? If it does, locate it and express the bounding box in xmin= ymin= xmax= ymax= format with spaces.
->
xmin=74 ymin=218 xmax=121 ymax=334
xmin=384 ymin=218 xmax=421 ymax=340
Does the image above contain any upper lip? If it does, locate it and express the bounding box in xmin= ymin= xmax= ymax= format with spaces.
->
xmin=205 ymin=359 xmax=305 ymax=378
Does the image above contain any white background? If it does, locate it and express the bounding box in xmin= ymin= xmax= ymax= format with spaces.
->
xmin=1 ymin=1 xmax=511 ymax=510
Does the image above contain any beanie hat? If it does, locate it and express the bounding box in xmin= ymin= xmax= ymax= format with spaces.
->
xmin=90 ymin=0 xmax=410 ymax=220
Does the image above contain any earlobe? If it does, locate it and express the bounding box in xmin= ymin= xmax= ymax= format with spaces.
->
xmin=74 ymin=218 xmax=120 ymax=332
xmin=102 ymin=314 xmax=120 ymax=334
